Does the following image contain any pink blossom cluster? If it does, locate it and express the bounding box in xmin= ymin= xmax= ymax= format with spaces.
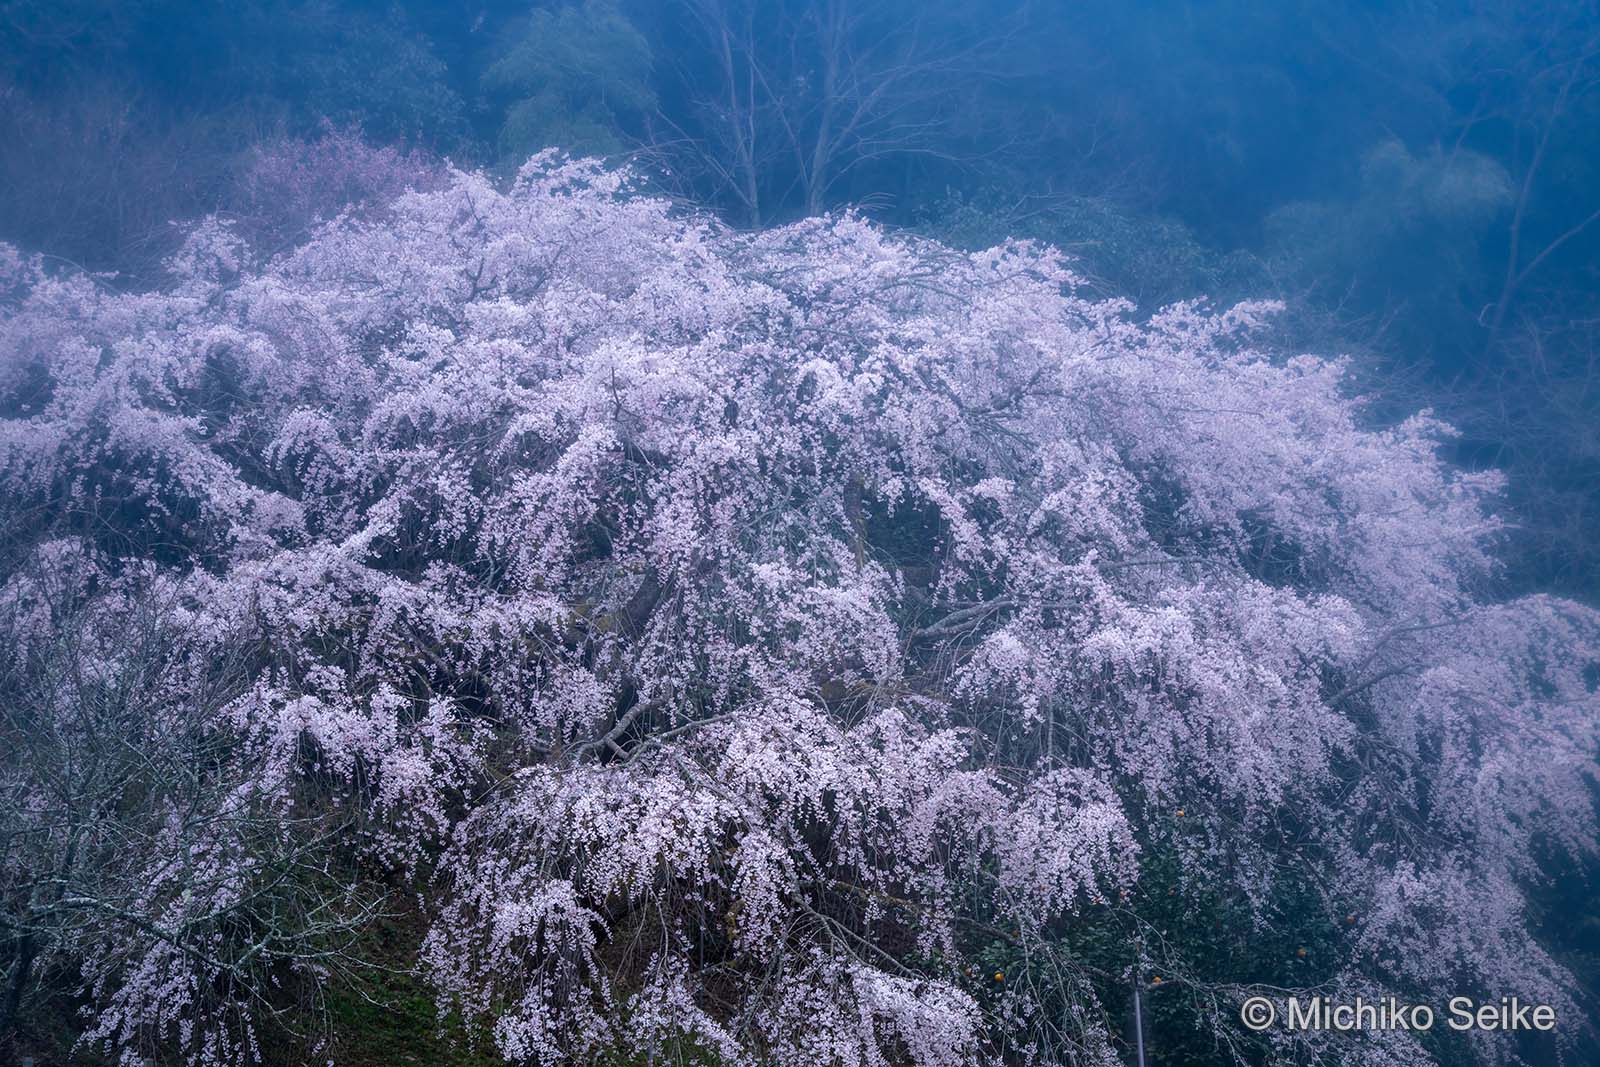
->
xmin=230 ymin=121 xmax=448 ymax=250
xmin=1 ymin=154 xmax=1595 ymax=1066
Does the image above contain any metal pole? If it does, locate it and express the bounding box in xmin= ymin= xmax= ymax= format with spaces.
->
xmin=1132 ymin=963 xmax=1148 ymax=1067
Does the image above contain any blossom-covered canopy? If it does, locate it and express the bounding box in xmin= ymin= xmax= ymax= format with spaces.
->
xmin=1 ymin=155 xmax=1594 ymax=1067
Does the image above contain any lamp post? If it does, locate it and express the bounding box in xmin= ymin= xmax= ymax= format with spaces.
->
xmin=1132 ymin=962 xmax=1148 ymax=1067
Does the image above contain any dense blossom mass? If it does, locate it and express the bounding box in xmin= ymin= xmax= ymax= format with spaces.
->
xmin=1 ymin=155 xmax=1596 ymax=1067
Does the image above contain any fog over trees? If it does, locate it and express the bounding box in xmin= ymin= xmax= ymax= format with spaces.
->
xmin=1 ymin=4 xmax=1599 ymax=1067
